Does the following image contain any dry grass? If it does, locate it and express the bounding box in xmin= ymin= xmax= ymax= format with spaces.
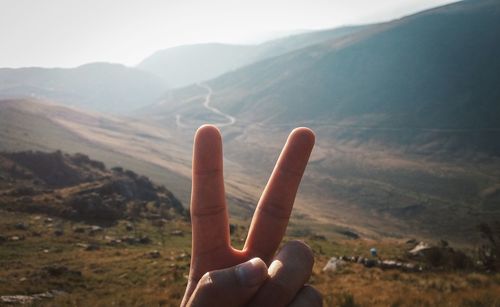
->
xmin=1 ymin=210 xmax=500 ymax=306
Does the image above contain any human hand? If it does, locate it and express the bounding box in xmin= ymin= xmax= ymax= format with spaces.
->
xmin=181 ymin=125 xmax=319 ymax=307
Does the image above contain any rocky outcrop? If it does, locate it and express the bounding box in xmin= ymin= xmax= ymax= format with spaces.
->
xmin=0 ymin=151 xmax=185 ymax=223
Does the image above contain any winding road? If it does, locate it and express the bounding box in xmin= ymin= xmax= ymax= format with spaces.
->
xmin=176 ymin=83 xmax=236 ymax=128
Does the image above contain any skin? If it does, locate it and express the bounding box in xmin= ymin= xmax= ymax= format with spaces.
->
xmin=181 ymin=125 xmax=320 ymax=307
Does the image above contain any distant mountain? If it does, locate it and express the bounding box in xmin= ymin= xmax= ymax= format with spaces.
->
xmin=150 ymin=0 xmax=500 ymax=154
xmin=0 ymin=63 xmax=168 ymax=113
xmin=137 ymin=26 xmax=366 ymax=88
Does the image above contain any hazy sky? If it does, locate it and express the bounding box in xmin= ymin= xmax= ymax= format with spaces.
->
xmin=0 ymin=0 xmax=459 ymax=68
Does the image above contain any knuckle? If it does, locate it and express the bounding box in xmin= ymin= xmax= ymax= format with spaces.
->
xmin=268 ymin=278 xmax=297 ymax=304
xmin=300 ymin=286 xmax=323 ymax=306
xmin=284 ymin=240 xmax=314 ymax=266
xmin=197 ymin=272 xmax=214 ymax=290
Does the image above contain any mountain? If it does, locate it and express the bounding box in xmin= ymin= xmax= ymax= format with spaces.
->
xmin=137 ymin=0 xmax=500 ymax=243
xmin=150 ymin=0 xmax=500 ymax=155
xmin=137 ymin=26 xmax=366 ymax=88
xmin=0 ymin=63 xmax=168 ymax=113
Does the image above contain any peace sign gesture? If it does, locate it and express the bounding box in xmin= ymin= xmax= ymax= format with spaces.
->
xmin=181 ymin=125 xmax=321 ymax=307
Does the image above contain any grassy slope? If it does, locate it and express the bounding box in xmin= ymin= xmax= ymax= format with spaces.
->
xmin=1 ymin=210 xmax=499 ymax=306
xmin=3 ymin=98 xmax=500 ymax=244
xmin=0 ymin=100 xmax=191 ymax=204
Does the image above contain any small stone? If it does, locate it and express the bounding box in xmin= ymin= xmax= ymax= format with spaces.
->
xmin=148 ymin=250 xmax=161 ymax=259
xmin=170 ymin=230 xmax=184 ymax=236
xmin=14 ymin=223 xmax=28 ymax=230
xmin=88 ymin=226 xmax=103 ymax=235
xmin=363 ymin=259 xmax=378 ymax=268
xmin=85 ymin=244 xmax=100 ymax=251
xmin=73 ymin=227 xmax=85 ymax=233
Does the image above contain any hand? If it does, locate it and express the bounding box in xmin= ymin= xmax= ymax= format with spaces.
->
xmin=181 ymin=125 xmax=319 ymax=307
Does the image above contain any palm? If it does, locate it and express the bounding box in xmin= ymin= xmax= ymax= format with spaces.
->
xmin=182 ymin=125 xmax=315 ymax=305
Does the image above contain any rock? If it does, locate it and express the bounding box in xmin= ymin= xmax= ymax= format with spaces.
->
xmin=407 ymin=241 xmax=471 ymax=269
xmin=44 ymin=218 xmax=53 ymax=224
xmin=170 ymin=230 xmax=184 ymax=237
xmin=363 ymin=259 xmax=378 ymax=268
xmin=85 ymin=244 xmax=100 ymax=251
xmin=1 ymin=290 xmax=66 ymax=304
xmin=402 ymin=263 xmax=422 ymax=272
xmin=73 ymin=227 xmax=86 ymax=233
xmin=408 ymin=241 xmax=430 ymax=256
xmin=147 ymin=250 xmax=161 ymax=259
xmin=176 ymin=252 xmax=189 ymax=260
xmin=380 ymin=260 xmax=398 ymax=269
xmin=10 ymin=235 xmax=24 ymax=241
xmin=14 ymin=223 xmax=28 ymax=230
xmin=139 ymin=236 xmax=151 ymax=244
xmin=347 ymin=256 xmax=358 ymax=262
xmin=42 ymin=265 xmax=81 ymax=277
xmin=89 ymin=225 xmax=103 ymax=235
xmin=76 ymin=242 xmax=99 ymax=251
xmin=1 ymin=295 xmax=36 ymax=304
xmin=322 ymin=257 xmax=346 ymax=273
xmin=122 ymin=236 xmax=137 ymax=244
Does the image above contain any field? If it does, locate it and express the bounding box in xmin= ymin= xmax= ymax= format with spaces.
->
xmin=1 ymin=209 xmax=499 ymax=306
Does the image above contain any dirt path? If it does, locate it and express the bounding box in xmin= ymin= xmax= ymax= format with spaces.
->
xmin=175 ymin=83 xmax=236 ymax=128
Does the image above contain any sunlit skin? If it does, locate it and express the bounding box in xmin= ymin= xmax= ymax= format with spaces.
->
xmin=181 ymin=125 xmax=316 ymax=306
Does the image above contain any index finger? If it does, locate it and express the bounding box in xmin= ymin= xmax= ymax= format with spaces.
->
xmin=190 ymin=125 xmax=230 ymax=262
xmin=244 ymin=128 xmax=315 ymax=262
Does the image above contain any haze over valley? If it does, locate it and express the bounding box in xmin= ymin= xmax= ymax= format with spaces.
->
xmin=1 ymin=0 xmax=500 ymax=305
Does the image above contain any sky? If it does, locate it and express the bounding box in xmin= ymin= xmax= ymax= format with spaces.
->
xmin=0 ymin=0 xmax=459 ymax=68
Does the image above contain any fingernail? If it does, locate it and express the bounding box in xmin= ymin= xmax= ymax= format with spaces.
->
xmin=235 ymin=258 xmax=267 ymax=287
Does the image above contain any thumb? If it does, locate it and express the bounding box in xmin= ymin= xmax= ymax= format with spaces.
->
xmin=187 ymin=258 xmax=268 ymax=307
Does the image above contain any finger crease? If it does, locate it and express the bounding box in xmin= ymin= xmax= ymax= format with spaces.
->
xmin=192 ymin=206 xmax=226 ymax=218
xmin=193 ymin=168 xmax=223 ymax=177
xmin=257 ymin=204 xmax=291 ymax=220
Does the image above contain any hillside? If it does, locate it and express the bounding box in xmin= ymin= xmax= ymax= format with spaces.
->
xmin=137 ymin=0 xmax=500 ymax=244
xmin=0 ymin=63 xmax=168 ymax=113
xmin=137 ymin=26 xmax=366 ymax=88
xmin=0 ymin=99 xmax=192 ymax=204
xmin=0 ymin=150 xmax=184 ymax=222
xmin=150 ymin=0 xmax=500 ymax=155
